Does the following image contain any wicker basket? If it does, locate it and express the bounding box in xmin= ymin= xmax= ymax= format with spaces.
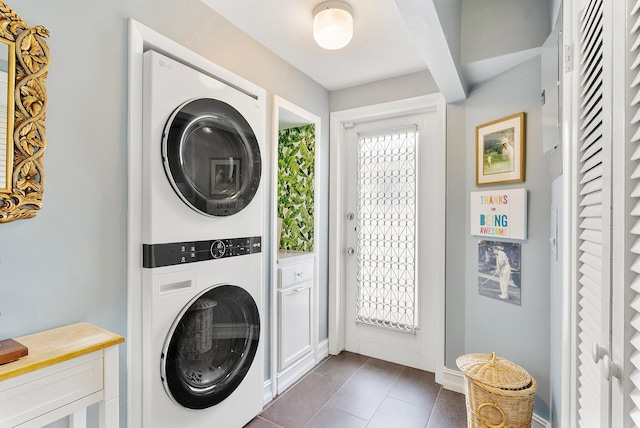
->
xmin=456 ymin=352 xmax=536 ymax=428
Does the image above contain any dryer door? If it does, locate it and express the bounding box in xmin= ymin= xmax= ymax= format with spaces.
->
xmin=163 ymin=98 xmax=262 ymax=216
xmin=161 ymin=284 xmax=260 ymax=409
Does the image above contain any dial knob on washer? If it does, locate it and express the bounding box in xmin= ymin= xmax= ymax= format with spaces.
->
xmin=210 ymin=240 xmax=226 ymax=259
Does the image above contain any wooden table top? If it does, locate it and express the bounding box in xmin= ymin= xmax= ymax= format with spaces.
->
xmin=0 ymin=322 xmax=125 ymax=382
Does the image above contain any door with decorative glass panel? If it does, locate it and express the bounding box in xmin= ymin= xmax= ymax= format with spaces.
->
xmin=342 ymin=111 xmax=442 ymax=371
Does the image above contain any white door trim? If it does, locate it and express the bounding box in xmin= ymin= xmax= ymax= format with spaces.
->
xmin=560 ymin=2 xmax=578 ymax=426
xmin=127 ymin=19 xmax=268 ymax=427
xmin=270 ymin=95 xmax=322 ymax=398
xmin=328 ymin=94 xmax=446 ymax=383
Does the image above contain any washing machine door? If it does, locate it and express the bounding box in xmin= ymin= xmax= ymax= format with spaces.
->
xmin=163 ymin=98 xmax=262 ymax=216
xmin=161 ymin=285 xmax=260 ymax=409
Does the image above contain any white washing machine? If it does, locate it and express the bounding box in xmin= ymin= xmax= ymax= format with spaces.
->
xmin=141 ymin=255 xmax=263 ymax=428
xmin=140 ymin=50 xmax=265 ymax=428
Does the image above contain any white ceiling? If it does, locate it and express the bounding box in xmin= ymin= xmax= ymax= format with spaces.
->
xmin=200 ymin=0 xmax=431 ymax=92
xmin=200 ymin=0 xmax=552 ymax=103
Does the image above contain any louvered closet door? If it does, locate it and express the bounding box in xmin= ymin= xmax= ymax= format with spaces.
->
xmin=626 ymin=0 xmax=640 ymax=425
xmin=574 ymin=0 xmax=613 ymax=426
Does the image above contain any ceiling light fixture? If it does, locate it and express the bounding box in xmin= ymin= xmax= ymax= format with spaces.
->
xmin=313 ymin=1 xmax=353 ymax=50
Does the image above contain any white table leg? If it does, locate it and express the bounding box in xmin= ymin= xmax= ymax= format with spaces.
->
xmin=99 ymin=346 xmax=120 ymax=427
xmin=70 ymin=409 xmax=87 ymax=428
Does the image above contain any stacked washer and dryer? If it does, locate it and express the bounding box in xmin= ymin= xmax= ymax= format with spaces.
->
xmin=140 ymin=50 xmax=265 ymax=427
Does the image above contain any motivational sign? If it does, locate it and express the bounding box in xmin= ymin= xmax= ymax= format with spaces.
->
xmin=470 ymin=188 xmax=527 ymax=240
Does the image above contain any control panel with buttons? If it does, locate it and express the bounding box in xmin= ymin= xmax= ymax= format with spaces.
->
xmin=142 ymin=236 xmax=261 ymax=268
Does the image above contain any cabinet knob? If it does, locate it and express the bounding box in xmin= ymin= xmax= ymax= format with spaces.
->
xmin=603 ymin=355 xmax=621 ymax=381
xmin=346 ymin=247 xmax=354 ymax=256
xmin=592 ymin=342 xmax=606 ymax=363
xmin=592 ymin=342 xmax=621 ymax=382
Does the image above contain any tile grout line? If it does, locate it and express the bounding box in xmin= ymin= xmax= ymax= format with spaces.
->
xmin=260 ymin=354 xmax=458 ymax=428
xmin=253 ymin=416 xmax=286 ymax=428
xmin=301 ymin=356 xmax=372 ymax=428
xmin=424 ymin=385 xmax=444 ymax=428
xmin=359 ymin=364 xmax=408 ymax=427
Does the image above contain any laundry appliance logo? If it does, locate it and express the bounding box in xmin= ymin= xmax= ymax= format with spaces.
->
xmin=478 ymin=194 xmax=509 ymax=237
xmin=470 ymin=188 xmax=527 ymax=240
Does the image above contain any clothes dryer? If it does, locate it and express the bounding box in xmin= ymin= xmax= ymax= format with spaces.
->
xmin=140 ymin=50 xmax=265 ymax=427
xmin=142 ymin=50 xmax=264 ymax=244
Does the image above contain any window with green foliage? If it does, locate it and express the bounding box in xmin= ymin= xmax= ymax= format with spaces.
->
xmin=277 ymin=124 xmax=315 ymax=252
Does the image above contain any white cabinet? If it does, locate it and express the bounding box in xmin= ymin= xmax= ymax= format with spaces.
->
xmin=279 ymin=283 xmax=312 ymax=370
xmin=277 ymin=258 xmax=313 ymax=372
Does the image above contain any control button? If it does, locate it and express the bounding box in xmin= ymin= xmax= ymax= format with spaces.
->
xmin=180 ymin=243 xmax=195 ymax=253
xmin=210 ymin=240 xmax=226 ymax=259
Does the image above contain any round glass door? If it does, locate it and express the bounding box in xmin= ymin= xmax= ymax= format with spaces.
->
xmin=163 ymin=98 xmax=262 ymax=217
xmin=161 ymin=285 xmax=260 ymax=409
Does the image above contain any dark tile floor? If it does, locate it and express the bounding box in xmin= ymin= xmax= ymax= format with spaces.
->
xmin=245 ymin=352 xmax=467 ymax=428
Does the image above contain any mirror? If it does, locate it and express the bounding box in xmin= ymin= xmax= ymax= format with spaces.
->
xmin=0 ymin=1 xmax=50 ymax=223
xmin=0 ymin=39 xmax=14 ymax=194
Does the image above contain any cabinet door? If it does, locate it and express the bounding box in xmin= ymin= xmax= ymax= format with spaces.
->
xmin=279 ymin=283 xmax=312 ymax=370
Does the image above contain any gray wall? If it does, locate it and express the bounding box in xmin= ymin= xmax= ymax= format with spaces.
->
xmin=464 ymin=57 xmax=551 ymax=417
xmin=0 ymin=1 xmax=329 ymax=426
xmin=330 ymin=70 xmax=439 ymax=112
xmin=461 ymin=0 xmax=550 ymax=64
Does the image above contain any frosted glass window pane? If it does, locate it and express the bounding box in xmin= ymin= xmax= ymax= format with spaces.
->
xmin=355 ymin=129 xmax=417 ymax=332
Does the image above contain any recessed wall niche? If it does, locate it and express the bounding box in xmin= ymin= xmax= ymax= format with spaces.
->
xmin=277 ymin=124 xmax=315 ymax=252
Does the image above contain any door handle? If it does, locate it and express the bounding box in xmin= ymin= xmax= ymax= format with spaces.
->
xmin=592 ymin=342 xmax=621 ymax=381
xmin=602 ymin=354 xmax=621 ymax=381
xmin=592 ymin=342 xmax=606 ymax=363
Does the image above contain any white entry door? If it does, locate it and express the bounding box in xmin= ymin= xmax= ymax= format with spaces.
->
xmin=337 ymin=100 xmax=445 ymax=372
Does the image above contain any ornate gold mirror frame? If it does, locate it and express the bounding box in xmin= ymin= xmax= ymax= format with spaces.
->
xmin=0 ymin=1 xmax=49 ymax=223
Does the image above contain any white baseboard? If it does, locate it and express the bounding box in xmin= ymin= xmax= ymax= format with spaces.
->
xmin=317 ymin=339 xmax=330 ymax=360
xmin=441 ymin=366 xmax=465 ymax=394
xmin=277 ymin=352 xmax=316 ymax=394
xmin=263 ymin=378 xmax=273 ymax=406
xmin=263 ymin=339 xmax=330 ymax=406
xmin=441 ymin=366 xmax=549 ymax=428
xmin=532 ymin=413 xmax=549 ymax=428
